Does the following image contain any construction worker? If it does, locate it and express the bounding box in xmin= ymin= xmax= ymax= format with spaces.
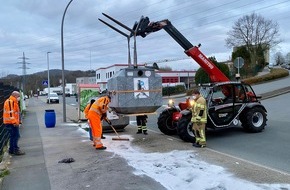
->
xmin=84 ymin=99 xmax=95 ymax=141
xmin=136 ymin=115 xmax=148 ymax=135
xmin=3 ymin=91 xmax=25 ymax=155
xmin=84 ymin=99 xmax=106 ymax=141
xmin=87 ymin=95 xmax=111 ymax=150
xmin=190 ymin=89 xmax=207 ymax=148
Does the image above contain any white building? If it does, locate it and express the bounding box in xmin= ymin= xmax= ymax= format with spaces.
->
xmin=76 ymin=76 xmax=96 ymax=85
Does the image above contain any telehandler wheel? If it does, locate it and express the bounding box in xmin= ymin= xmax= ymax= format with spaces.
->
xmin=241 ymin=107 xmax=267 ymax=133
xmin=177 ymin=115 xmax=195 ymax=143
xmin=157 ymin=108 xmax=178 ymax=135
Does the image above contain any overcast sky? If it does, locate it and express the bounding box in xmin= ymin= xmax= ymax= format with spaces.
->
xmin=1 ymin=0 xmax=290 ymax=76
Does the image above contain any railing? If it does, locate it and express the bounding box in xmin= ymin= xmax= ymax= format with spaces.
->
xmin=0 ymin=82 xmax=19 ymax=160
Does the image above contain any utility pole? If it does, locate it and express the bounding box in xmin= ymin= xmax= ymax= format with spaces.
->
xmin=61 ymin=0 xmax=74 ymax=122
xmin=47 ymin=52 xmax=51 ymax=103
xmin=18 ymin=52 xmax=30 ymax=94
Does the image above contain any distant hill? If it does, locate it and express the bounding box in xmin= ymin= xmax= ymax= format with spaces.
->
xmin=1 ymin=69 xmax=95 ymax=94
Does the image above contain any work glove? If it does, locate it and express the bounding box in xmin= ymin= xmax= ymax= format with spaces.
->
xmin=101 ymin=113 xmax=107 ymax=120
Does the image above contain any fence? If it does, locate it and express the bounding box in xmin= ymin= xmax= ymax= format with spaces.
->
xmin=0 ymin=82 xmax=19 ymax=159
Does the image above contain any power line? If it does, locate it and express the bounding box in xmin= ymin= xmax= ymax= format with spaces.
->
xmin=17 ymin=52 xmax=30 ymax=93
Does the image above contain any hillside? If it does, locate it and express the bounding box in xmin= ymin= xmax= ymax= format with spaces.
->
xmin=1 ymin=69 xmax=95 ymax=94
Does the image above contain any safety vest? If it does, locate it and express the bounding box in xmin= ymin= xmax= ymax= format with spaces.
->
xmin=88 ymin=96 xmax=110 ymax=117
xmin=3 ymin=96 xmax=20 ymax=125
xmin=191 ymin=96 xmax=207 ymax=123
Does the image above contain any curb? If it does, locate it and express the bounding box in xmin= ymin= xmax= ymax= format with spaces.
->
xmin=260 ymin=86 xmax=290 ymax=100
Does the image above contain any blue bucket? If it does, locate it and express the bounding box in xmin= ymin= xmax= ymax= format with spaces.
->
xmin=45 ymin=109 xmax=56 ymax=128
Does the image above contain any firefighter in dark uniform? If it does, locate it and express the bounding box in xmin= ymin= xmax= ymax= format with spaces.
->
xmin=136 ymin=115 xmax=148 ymax=135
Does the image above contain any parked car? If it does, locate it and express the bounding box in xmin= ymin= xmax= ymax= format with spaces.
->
xmin=281 ymin=64 xmax=290 ymax=70
xmin=47 ymin=93 xmax=59 ymax=104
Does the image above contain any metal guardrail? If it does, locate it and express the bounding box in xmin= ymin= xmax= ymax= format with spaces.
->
xmin=0 ymin=82 xmax=19 ymax=158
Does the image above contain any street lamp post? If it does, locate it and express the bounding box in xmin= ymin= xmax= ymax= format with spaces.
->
xmin=61 ymin=0 xmax=73 ymax=122
xmin=47 ymin=52 xmax=51 ymax=103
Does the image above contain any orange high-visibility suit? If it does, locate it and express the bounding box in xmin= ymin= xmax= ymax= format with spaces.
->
xmin=84 ymin=99 xmax=95 ymax=141
xmin=87 ymin=96 xmax=110 ymax=149
xmin=3 ymin=95 xmax=20 ymax=125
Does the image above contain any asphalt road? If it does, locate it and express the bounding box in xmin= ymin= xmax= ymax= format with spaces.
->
xmin=206 ymin=93 xmax=290 ymax=174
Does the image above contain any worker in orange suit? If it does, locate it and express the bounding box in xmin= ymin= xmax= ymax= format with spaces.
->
xmin=84 ymin=99 xmax=95 ymax=141
xmin=3 ymin=91 xmax=25 ymax=155
xmin=87 ymin=95 xmax=111 ymax=150
xmin=84 ymin=99 xmax=106 ymax=142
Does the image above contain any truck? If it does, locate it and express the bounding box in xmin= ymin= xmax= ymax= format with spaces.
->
xmin=134 ymin=17 xmax=267 ymax=143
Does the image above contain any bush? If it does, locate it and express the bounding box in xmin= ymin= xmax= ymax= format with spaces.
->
xmin=162 ymin=85 xmax=186 ymax=96
xmin=242 ymin=68 xmax=289 ymax=84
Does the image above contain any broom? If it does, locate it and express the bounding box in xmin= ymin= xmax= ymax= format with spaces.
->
xmin=105 ymin=119 xmax=129 ymax=141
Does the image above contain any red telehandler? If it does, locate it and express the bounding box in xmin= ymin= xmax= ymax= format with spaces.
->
xmin=135 ymin=17 xmax=267 ymax=142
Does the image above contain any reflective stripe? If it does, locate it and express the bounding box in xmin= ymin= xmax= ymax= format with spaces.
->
xmin=93 ymin=137 xmax=103 ymax=148
xmin=8 ymin=100 xmax=12 ymax=115
xmin=3 ymin=117 xmax=15 ymax=121
xmin=89 ymin=107 xmax=102 ymax=116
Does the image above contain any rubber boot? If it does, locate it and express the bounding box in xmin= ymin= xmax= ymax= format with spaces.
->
xmin=142 ymin=126 xmax=148 ymax=135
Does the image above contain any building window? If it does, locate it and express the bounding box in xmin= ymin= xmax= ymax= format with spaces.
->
xmin=162 ymin=77 xmax=178 ymax=83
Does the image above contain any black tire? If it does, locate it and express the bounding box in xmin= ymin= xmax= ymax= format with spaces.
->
xmin=177 ymin=114 xmax=195 ymax=143
xmin=157 ymin=108 xmax=178 ymax=135
xmin=241 ymin=107 xmax=267 ymax=132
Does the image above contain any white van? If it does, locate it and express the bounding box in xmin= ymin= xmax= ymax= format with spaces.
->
xmin=47 ymin=93 xmax=59 ymax=104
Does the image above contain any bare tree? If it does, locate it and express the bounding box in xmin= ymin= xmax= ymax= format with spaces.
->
xmin=159 ymin=66 xmax=172 ymax=71
xmin=274 ymin=52 xmax=285 ymax=65
xmin=0 ymin=71 xmax=9 ymax=78
xmin=285 ymin=52 xmax=290 ymax=65
xmin=226 ymin=13 xmax=281 ymax=66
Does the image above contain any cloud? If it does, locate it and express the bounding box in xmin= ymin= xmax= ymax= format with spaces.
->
xmin=1 ymin=0 xmax=290 ymax=76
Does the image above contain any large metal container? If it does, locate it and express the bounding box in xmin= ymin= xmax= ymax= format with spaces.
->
xmin=107 ymin=67 xmax=162 ymax=114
